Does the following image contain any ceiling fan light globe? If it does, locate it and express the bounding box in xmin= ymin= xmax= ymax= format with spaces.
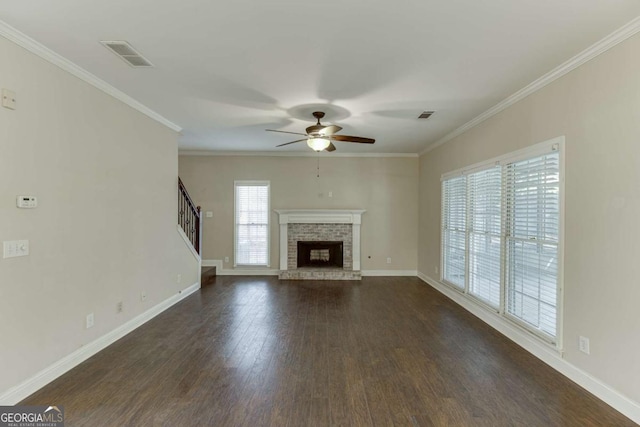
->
xmin=307 ymin=138 xmax=330 ymax=151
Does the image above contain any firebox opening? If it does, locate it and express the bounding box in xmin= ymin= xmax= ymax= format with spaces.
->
xmin=297 ymin=241 xmax=343 ymax=268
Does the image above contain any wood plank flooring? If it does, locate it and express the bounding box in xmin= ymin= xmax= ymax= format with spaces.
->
xmin=22 ymin=276 xmax=636 ymax=426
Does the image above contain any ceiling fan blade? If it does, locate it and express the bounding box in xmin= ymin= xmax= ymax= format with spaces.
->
xmin=266 ymin=129 xmax=308 ymax=136
xmin=276 ymin=138 xmax=307 ymax=147
xmin=325 ymin=142 xmax=337 ymax=152
xmin=319 ymin=125 xmax=342 ymax=136
xmin=329 ymin=135 xmax=375 ymax=144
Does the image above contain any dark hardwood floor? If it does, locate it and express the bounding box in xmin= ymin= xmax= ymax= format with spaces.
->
xmin=22 ymin=276 xmax=635 ymax=426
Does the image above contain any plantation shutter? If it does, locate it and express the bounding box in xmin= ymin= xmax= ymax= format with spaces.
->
xmin=235 ymin=182 xmax=269 ymax=266
xmin=442 ymin=175 xmax=467 ymax=289
xmin=468 ymin=166 xmax=502 ymax=308
xmin=504 ymin=151 xmax=560 ymax=339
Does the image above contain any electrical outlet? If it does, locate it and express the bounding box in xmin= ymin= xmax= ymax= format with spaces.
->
xmin=386 ymin=257 xmax=392 ymax=264
xmin=224 ymin=256 xmax=229 ymax=263
xmin=116 ymin=302 xmax=123 ymax=313
xmin=579 ymin=336 xmax=590 ymax=354
xmin=86 ymin=313 xmax=94 ymax=329
xmin=176 ymin=274 xmax=182 ymax=284
xmin=140 ymin=291 xmax=147 ymax=302
xmin=2 ymin=89 xmax=16 ymax=110
xmin=328 ymin=191 xmax=333 ymax=198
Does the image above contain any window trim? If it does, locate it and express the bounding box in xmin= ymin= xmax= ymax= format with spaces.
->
xmin=440 ymin=136 xmax=564 ymax=351
xmin=234 ymin=180 xmax=270 ymax=268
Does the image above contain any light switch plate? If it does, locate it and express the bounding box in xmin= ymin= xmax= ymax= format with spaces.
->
xmin=3 ymin=240 xmax=29 ymax=258
xmin=2 ymin=89 xmax=16 ymax=110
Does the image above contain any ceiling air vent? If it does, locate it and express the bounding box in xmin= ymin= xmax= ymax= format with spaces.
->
xmin=418 ymin=111 xmax=435 ymax=119
xmin=100 ymin=41 xmax=154 ymax=68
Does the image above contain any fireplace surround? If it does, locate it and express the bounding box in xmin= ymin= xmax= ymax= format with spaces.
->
xmin=275 ymin=209 xmax=365 ymax=280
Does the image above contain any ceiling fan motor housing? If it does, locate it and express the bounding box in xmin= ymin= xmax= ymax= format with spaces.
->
xmin=307 ymin=112 xmax=327 ymax=135
xmin=306 ymin=124 xmax=325 ymax=135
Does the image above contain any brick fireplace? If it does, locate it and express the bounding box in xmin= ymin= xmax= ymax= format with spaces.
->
xmin=275 ymin=209 xmax=365 ymax=280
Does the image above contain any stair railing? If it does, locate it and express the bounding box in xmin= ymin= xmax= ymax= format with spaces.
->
xmin=178 ymin=177 xmax=201 ymax=255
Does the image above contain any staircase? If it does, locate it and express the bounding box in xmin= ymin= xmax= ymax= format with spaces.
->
xmin=201 ymin=266 xmax=217 ymax=286
xmin=179 ymin=177 xmax=216 ymax=285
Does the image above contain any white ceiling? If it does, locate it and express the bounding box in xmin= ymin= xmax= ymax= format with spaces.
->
xmin=1 ymin=1 xmax=639 ymax=154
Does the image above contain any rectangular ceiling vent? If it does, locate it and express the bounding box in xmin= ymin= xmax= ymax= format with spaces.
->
xmin=100 ymin=41 xmax=154 ymax=68
xmin=418 ymin=111 xmax=435 ymax=119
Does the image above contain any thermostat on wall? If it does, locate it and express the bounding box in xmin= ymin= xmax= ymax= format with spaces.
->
xmin=17 ymin=196 xmax=37 ymax=208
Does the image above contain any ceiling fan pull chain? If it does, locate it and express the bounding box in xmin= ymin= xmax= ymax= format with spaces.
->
xmin=317 ymin=155 xmax=320 ymax=178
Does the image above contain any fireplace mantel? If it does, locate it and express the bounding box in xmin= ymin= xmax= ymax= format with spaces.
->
xmin=275 ymin=209 xmax=366 ymax=225
xmin=275 ymin=209 xmax=366 ymax=272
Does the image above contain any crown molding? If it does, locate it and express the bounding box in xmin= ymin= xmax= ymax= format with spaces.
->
xmin=178 ymin=150 xmax=418 ymax=158
xmin=420 ymin=15 xmax=640 ymax=156
xmin=0 ymin=20 xmax=182 ymax=133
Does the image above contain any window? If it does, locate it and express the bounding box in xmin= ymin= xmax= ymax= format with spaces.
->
xmin=440 ymin=140 xmax=562 ymax=343
xmin=504 ymin=152 xmax=560 ymax=337
xmin=468 ymin=166 xmax=502 ymax=308
xmin=234 ymin=181 xmax=270 ymax=266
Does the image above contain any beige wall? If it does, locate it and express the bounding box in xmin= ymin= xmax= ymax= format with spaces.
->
xmin=179 ymin=155 xmax=418 ymax=272
xmin=0 ymin=36 xmax=199 ymax=397
xmin=419 ymin=33 xmax=640 ymax=403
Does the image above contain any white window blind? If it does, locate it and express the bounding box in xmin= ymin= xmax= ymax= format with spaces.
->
xmin=442 ymin=175 xmax=467 ymax=289
xmin=504 ymin=152 xmax=560 ymax=338
xmin=440 ymin=140 xmax=562 ymax=343
xmin=235 ymin=182 xmax=269 ymax=266
xmin=468 ymin=166 xmax=502 ymax=308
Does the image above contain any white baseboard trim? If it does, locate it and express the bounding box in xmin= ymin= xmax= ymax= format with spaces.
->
xmin=417 ymin=272 xmax=640 ymax=424
xmin=0 ymin=282 xmax=201 ymax=405
xmin=362 ymin=270 xmax=418 ymax=277
xmin=202 ymin=259 xmax=223 ymax=270
xmin=202 ymin=259 xmax=278 ymax=276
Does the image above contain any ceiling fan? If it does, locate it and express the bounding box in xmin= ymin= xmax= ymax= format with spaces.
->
xmin=267 ymin=111 xmax=375 ymax=152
